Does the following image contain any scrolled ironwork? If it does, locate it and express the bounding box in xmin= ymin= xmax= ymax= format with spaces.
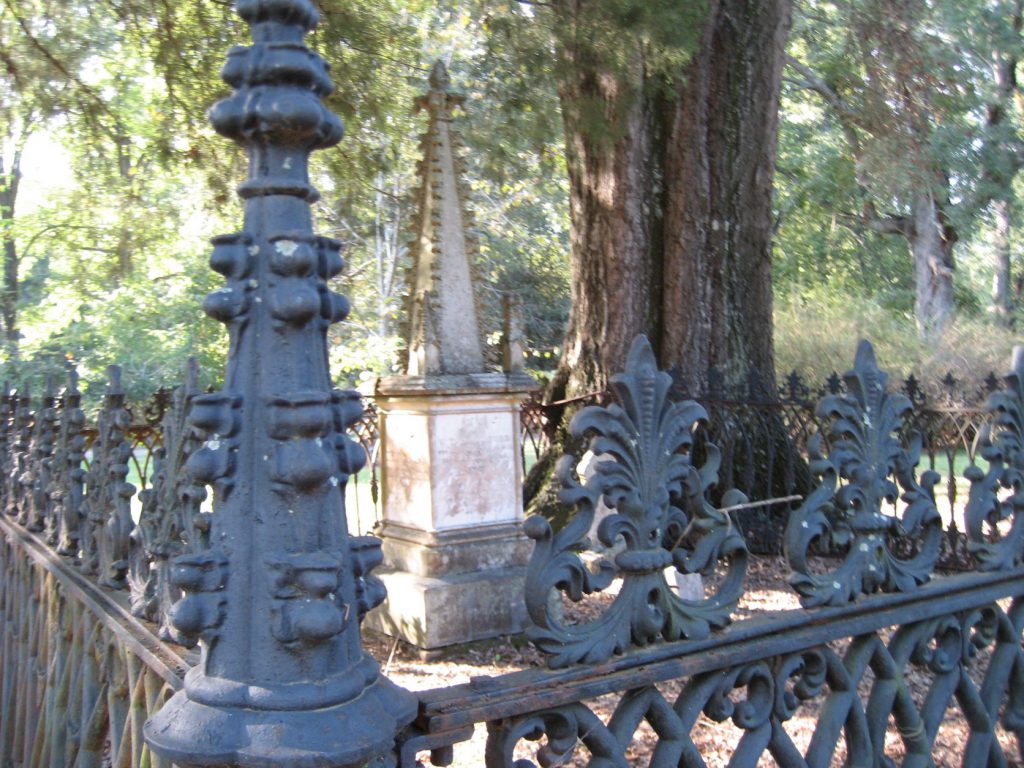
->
xmin=785 ymin=340 xmax=943 ymax=607
xmin=471 ymin=597 xmax=1024 ymax=768
xmin=523 ymin=335 xmax=748 ymax=668
xmin=130 ymin=359 xmax=205 ymax=638
xmin=964 ymin=345 xmax=1024 ymax=571
xmin=486 ymin=703 xmax=628 ymax=768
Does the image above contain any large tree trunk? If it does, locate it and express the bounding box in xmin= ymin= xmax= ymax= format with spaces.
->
xmin=986 ymin=1 xmax=1022 ymax=327
xmin=910 ymin=190 xmax=956 ymax=339
xmin=547 ymin=0 xmax=790 ymax=402
xmin=546 ymin=49 xmax=663 ymax=402
xmin=661 ymin=0 xmax=788 ymax=396
xmin=529 ymin=0 xmax=793 ymax=516
xmin=0 ymin=149 xmax=22 ymax=359
xmin=992 ymin=198 xmax=1013 ymax=326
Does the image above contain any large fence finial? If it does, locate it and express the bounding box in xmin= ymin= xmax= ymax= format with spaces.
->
xmin=145 ymin=1 xmax=416 ymax=765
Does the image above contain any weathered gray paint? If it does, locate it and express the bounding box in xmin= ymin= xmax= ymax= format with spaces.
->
xmin=143 ymin=1 xmax=415 ymax=765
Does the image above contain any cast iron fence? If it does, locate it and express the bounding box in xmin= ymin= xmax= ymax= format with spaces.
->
xmin=3 ymin=338 xmax=1024 ymax=766
xmin=28 ymin=364 xmax=994 ymax=554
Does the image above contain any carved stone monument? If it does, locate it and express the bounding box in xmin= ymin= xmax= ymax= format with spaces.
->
xmin=367 ymin=61 xmax=537 ymax=650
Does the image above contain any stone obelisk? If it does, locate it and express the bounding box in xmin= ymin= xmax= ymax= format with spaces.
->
xmin=368 ymin=61 xmax=538 ymax=650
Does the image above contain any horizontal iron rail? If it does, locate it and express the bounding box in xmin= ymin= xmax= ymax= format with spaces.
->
xmin=0 ymin=513 xmax=188 ymax=689
xmin=414 ymin=566 xmax=1024 ymax=734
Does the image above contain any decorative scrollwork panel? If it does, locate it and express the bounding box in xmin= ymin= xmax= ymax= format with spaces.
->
xmin=523 ymin=336 xmax=748 ymax=668
xmin=130 ymin=359 xmax=206 ymax=638
xmin=483 ymin=600 xmax=1024 ymax=768
xmin=785 ymin=340 xmax=943 ymax=607
xmin=965 ymin=346 xmax=1024 ymax=571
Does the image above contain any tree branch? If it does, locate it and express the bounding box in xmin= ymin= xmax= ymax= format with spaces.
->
xmin=786 ymin=55 xmax=916 ymax=241
xmin=3 ymin=0 xmax=121 ymax=140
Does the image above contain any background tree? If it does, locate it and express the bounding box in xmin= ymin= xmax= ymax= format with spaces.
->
xmin=468 ymin=0 xmax=793 ymax=513
xmin=4 ymin=0 xmax=1024 ymax=415
xmin=0 ymin=0 xmax=108 ymax=358
xmin=785 ymin=0 xmax=1024 ymax=338
xmin=481 ymin=0 xmax=791 ymax=404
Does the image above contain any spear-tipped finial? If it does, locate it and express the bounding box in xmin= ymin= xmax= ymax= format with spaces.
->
xmin=429 ymin=59 xmax=451 ymax=91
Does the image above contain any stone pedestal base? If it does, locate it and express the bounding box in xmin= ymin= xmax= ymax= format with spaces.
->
xmin=366 ymin=522 xmax=532 ymax=648
xmin=367 ymin=373 xmax=536 ymax=649
xmin=367 ymin=566 xmax=527 ymax=649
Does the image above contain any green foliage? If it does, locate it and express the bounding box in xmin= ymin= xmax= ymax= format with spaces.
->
xmin=774 ymin=93 xmax=912 ymax=306
xmin=779 ymin=0 xmax=1024 ymax=323
xmin=2 ymin=0 xmax=577 ymax=397
xmin=4 ymin=0 xmax=1023 ymax=405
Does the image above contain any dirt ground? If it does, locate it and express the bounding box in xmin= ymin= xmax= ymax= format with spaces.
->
xmin=363 ymin=556 xmax=1023 ymax=768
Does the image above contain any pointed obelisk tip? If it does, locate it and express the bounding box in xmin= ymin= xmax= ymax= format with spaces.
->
xmin=185 ymin=356 xmax=200 ymax=390
xmin=853 ymin=339 xmax=877 ymax=370
xmin=626 ymin=334 xmax=656 ymax=369
xmin=107 ymin=365 xmax=123 ymax=394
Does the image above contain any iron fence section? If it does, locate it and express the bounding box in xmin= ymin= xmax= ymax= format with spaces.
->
xmin=390 ymin=339 xmax=1024 ymax=767
xmin=0 ymin=514 xmax=184 ymax=768
xmin=0 ymin=342 xmax=1022 ymax=766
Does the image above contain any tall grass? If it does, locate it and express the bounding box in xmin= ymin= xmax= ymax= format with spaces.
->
xmin=775 ymin=295 xmax=1022 ymax=387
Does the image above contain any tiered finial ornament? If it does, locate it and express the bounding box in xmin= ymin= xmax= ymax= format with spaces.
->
xmin=52 ymin=365 xmax=85 ymax=556
xmin=0 ymin=385 xmax=13 ymax=514
xmin=130 ymin=358 xmax=204 ymax=638
xmin=401 ymin=59 xmax=486 ymax=376
xmin=91 ymin=366 xmax=137 ymax=590
xmin=9 ymin=387 xmax=32 ymax=524
xmin=25 ymin=377 xmax=56 ymax=533
xmin=145 ymin=2 xmax=415 ymax=765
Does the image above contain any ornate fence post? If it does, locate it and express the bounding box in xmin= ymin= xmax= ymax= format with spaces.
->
xmin=52 ymin=365 xmax=86 ymax=556
xmin=144 ymin=1 xmax=416 ymax=765
xmin=130 ymin=358 xmax=206 ymax=639
xmin=26 ymin=377 xmax=56 ymax=533
xmin=0 ymin=385 xmax=12 ymax=514
xmin=9 ymin=387 xmax=32 ymax=523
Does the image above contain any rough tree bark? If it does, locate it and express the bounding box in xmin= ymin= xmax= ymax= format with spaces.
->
xmin=547 ymin=0 xmax=790 ymax=402
xmin=661 ymin=0 xmax=786 ymax=395
xmin=909 ymin=190 xmax=957 ymax=338
xmin=528 ymin=0 xmax=793 ymax=518
xmin=987 ymin=0 xmax=1023 ymax=326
